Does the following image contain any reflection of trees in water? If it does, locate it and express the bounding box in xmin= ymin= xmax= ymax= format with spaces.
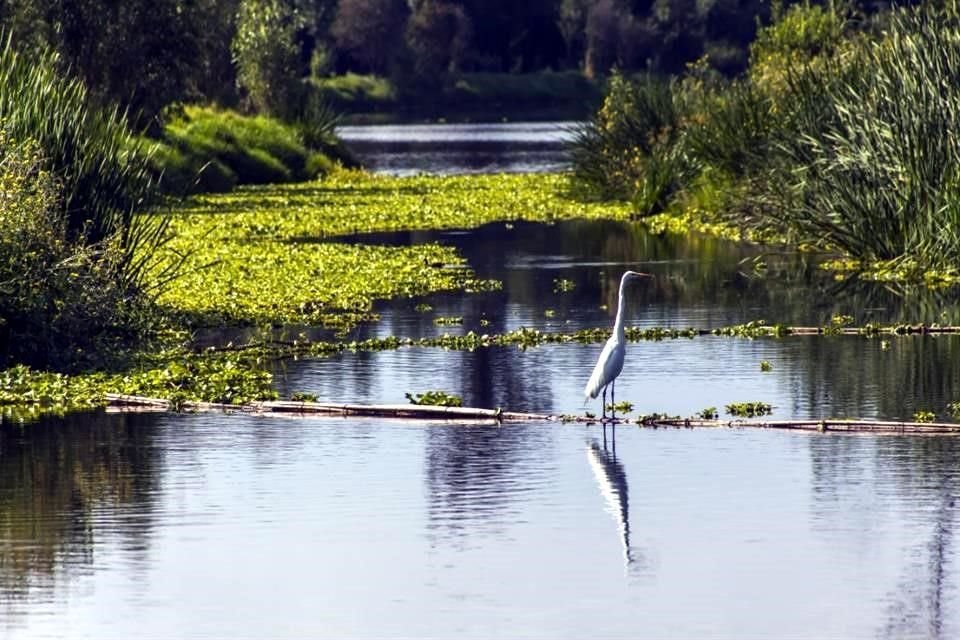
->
xmin=808 ymin=437 xmax=960 ymax=638
xmin=0 ymin=412 xmax=161 ymax=618
xmin=424 ymin=423 xmax=551 ymax=544
xmin=875 ymin=438 xmax=960 ymax=640
xmin=787 ymin=335 xmax=960 ymax=420
xmin=365 ymin=219 xmax=960 ymax=327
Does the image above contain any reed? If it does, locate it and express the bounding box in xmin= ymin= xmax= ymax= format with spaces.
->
xmin=0 ymin=35 xmax=157 ymax=249
xmin=569 ymin=73 xmax=691 ymax=213
xmin=759 ymin=4 xmax=960 ymax=268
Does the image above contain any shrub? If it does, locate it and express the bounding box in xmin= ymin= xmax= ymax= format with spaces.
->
xmin=755 ymin=4 xmax=960 ymax=266
xmin=0 ymin=133 xmax=153 ymax=369
xmin=159 ymin=106 xmax=350 ymax=191
xmin=569 ymin=72 xmax=691 ymax=213
xmin=232 ymin=0 xmax=305 ymax=119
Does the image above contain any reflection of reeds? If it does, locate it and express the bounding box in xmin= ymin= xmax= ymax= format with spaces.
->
xmin=0 ymin=414 xmax=159 ymax=610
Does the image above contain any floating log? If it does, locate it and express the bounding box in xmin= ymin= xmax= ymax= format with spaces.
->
xmin=104 ymin=394 xmax=960 ymax=434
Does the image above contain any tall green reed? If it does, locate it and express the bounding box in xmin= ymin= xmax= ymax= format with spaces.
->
xmin=0 ymin=35 xmax=165 ymax=289
xmin=569 ymin=73 xmax=692 ymax=214
xmin=759 ymin=4 xmax=960 ymax=268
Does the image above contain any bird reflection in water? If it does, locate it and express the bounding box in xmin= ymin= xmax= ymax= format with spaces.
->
xmin=586 ymin=429 xmax=640 ymax=569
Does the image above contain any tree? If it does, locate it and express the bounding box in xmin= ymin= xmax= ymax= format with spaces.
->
xmin=405 ymin=1 xmax=472 ymax=77
xmin=585 ymin=0 xmax=623 ymax=76
xmin=330 ymin=0 xmax=409 ymax=74
xmin=232 ymin=0 xmax=305 ymax=117
xmin=557 ymin=0 xmax=589 ymax=68
xmin=0 ymin=0 xmax=240 ymax=126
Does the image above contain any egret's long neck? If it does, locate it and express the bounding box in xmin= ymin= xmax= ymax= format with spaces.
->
xmin=613 ymin=277 xmax=628 ymax=340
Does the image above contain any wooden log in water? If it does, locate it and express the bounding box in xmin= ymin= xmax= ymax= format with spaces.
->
xmin=103 ymin=394 xmax=960 ymax=434
xmin=642 ymin=417 xmax=960 ymax=435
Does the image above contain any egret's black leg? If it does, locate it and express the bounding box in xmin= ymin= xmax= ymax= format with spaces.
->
xmin=611 ymin=379 xmax=616 ymax=423
xmin=601 ymin=386 xmax=608 ymax=422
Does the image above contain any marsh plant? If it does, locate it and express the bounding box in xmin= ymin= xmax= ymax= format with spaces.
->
xmin=758 ymin=5 xmax=960 ymax=269
xmin=573 ymin=3 xmax=960 ymax=278
xmin=405 ymin=391 xmax=463 ymax=407
xmin=569 ymin=73 xmax=692 ymax=213
xmin=0 ymin=131 xmax=159 ymax=369
xmin=0 ymin=38 xmax=171 ymax=368
xmin=0 ymin=35 xmax=158 ymax=250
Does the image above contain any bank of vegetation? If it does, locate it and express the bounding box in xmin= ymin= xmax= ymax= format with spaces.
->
xmin=0 ymin=0 xmax=948 ymax=418
xmin=571 ymin=1 xmax=960 ymax=282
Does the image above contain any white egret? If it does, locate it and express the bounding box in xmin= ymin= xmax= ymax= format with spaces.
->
xmin=583 ymin=270 xmax=651 ymax=422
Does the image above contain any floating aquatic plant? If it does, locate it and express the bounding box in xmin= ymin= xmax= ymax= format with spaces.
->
xmin=725 ymin=401 xmax=772 ymax=417
xmin=405 ymin=390 xmax=463 ymax=407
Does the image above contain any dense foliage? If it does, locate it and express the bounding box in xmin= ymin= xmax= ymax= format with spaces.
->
xmin=2 ymin=0 xmax=912 ymax=123
xmin=571 ymin=2 xmax=960 ymax=279
xmin=0 ymin=131 xmax=156 ymax=370
xmin=153 ymin=106 xmax=352 ymax=194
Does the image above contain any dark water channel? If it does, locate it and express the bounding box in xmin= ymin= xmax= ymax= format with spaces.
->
xmin=5 ymin=123 xmax=960 ymax=638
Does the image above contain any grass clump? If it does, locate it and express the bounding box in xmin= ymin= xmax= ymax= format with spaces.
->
xmin=0 ymin=37 xmax=167 ymax=371
xmin=0 ymin=35 xmax=158 ymax=247
xmin=0 ymin=135 xmax=158 ymax=370
xmin=570 ymin=72 xmax=691 ymax=211
xmin=155 ymin=105 xmax=355 ymax=194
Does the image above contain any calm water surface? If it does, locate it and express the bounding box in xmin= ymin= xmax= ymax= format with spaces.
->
xmin=337 ymin=121 xmax=576 ymax=175
xmin=5 ymin=123 xmax=960 ymax=638
xmin=3 ymin=413 xmax=959 ymax=638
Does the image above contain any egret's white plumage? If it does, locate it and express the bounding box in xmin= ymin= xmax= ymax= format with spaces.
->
xmin=584 ymin=270 xmax=650 ymax=421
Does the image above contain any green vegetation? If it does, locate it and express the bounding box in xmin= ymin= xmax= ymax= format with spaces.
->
xmin=0 ymin=39 xmax=167 ymax=371
xmin=607 ymin=401 xmax=633 ymax=414
xmin=697 ymin=407 xmax=719 ymax=420
xmin=405 ymin=390 xmax=463 ymax=407
xmin=150 ymin=172 xmax=629 ymax=328
xmin=0 ymin=36 xmax=158 ymax=246
xmin=153 ymin=106 xmax=353 ymax=195
xmin=571 ymin=3 xmax=960 ymax=283
xmin=913 ymin=410 xmax=936 ymax=424
xmin=0 ymin=352 xmax=277 ymax=421
xmin=9 ymin=318 xmax=960 ymax=418
xmin=760 ymin=360 xmax=772 ymax=372
xmin=725 ymin=401 xmax=773 ymax=418
xmin=314 ymin=71 xmax=602 ymax=120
